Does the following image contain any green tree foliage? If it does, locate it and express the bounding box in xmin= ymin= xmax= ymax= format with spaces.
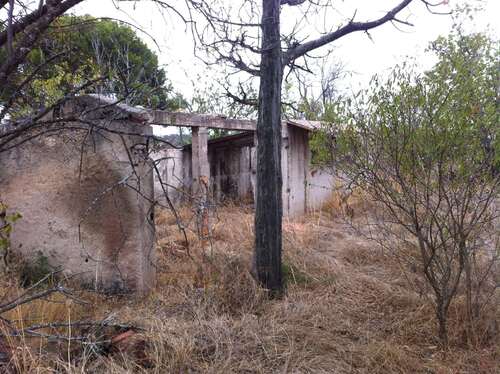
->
xmin=1 ymin=16 xmax=184 ymax=115
xmin=317 ymin=29 xmax=499 ymax=345
xmin=308 ymin=102 xmax=342 ymax=166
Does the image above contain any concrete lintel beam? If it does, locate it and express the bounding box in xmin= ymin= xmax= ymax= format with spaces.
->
xmin=151 ymin=111 xmax=320 ymax=134
xmin=151 ymin=111 xmax=257 ymax=131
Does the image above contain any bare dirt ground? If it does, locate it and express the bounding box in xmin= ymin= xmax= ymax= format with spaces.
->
xmin=0 ymin=203 xmax=498 ymax=373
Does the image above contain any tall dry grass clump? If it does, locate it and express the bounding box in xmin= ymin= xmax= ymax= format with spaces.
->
xmin=0 ymin=203 xmax=498 ymax=373
xmin=323 ymin=188 xmax=500 ymax=347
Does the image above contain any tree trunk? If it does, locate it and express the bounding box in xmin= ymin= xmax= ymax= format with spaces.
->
xmin=436 ymin=300 xmax=449 ymax=347
xmin=254 ymin=0 xmax=283 ymax=296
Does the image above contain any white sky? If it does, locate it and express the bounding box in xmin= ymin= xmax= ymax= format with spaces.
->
xmin=73 ymin=0 xmax=499 ymax=100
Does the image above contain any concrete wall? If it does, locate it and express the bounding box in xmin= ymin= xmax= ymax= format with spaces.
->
xmin=153 ymin=148 xmax=185 ymax=203
xmin=307 ymin=168 xmax=335 ymax=211
xmin=0 ymin=120 xmax=155 ymax=294
xmin=210 ymin=143 xmax=254 ymax=203
xmin=283 ymin=125 xmax=309 ymax=216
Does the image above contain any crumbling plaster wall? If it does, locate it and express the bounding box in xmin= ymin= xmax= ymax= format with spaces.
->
xmin=0 ymin=120 xmax=155 ymax=294
xmin=283 ymin=125 xmax=309 ymax=217
xmin=153 ymin=148 xmax=185 ymax=203
xmin=307 ymin=168 xmax=335 ymax=211
xmin=210 ymin=144 xmax=254 ymax=203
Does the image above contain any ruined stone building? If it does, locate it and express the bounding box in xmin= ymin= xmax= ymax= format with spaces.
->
xmin=0 ymin=96 xmax=334 ymax=295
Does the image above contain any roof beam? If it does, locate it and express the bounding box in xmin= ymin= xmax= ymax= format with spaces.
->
xmin=150 ymin=111 xmax=257 ymax=131
xmin=149 ymin=111 xmax=322 ymax=132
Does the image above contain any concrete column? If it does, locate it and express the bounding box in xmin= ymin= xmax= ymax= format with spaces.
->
xmin=191 ymin=126 xmax=211 ymax=251
xmin=191 ymin=127 xmax=210 ymax=194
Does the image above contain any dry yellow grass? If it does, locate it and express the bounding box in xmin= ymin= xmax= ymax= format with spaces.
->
xmin=0 ymin=202 xmax=498 ymax=373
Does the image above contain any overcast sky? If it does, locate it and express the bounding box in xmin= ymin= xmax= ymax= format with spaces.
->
xmin=73 ymin=0 xmax=498 ymax=111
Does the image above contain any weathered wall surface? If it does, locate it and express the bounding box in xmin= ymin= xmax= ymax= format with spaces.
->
xmin=210 ymin=143 xmax=254 ymax=203
xmin=153 ymin=148 xmax=185 ymax=203
xmin=0 ymin=120 xmax=155 ymax=294
xmin=307 ymin=168 xmax=334 ymax=211
xmin=284 ymin=126 xmax=309 ymax=217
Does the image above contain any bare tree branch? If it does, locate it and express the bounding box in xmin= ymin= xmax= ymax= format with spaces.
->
xmin=284 ymin=0 xmax=415 ymax=63
xmin=280 ymin=0 xmax=306 ymax=5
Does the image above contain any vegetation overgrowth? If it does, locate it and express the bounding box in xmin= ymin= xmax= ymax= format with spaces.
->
xmin=0 ymin=201 xmax=497 ymax=373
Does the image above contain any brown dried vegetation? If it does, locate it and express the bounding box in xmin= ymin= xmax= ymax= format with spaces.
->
xmin=0 ymin=199 xmax=498 ymax=373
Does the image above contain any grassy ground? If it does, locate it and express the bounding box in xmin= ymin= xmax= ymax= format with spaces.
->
xmin=0 ymin=202 xmax=498 ymax=373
